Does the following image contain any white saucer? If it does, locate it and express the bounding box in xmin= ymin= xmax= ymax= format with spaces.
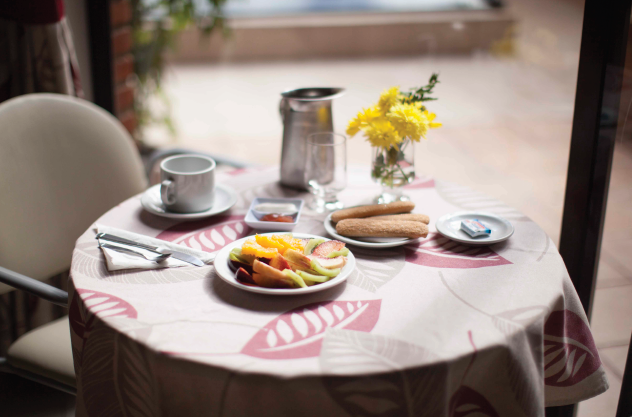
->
xmin=214 ymin=233 xmax=356 ymax=295
xmin=323 ymin=213 xmax=418 ymax=248
xmin=435 ymin=211 xmax=514 ymax=246
xmin=141 ymin=184 xmax=238 ymax=220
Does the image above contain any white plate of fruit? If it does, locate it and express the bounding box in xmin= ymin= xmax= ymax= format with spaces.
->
xmin=214 ymin=232 xmax=355 ymax=295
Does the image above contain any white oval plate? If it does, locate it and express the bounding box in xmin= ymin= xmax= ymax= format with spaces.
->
xmin=324 ymin=213 xmax=418 ymax=248
xmin=214 ymin=233 xmax=356 ymax=295
xmin=141 ymin=184 xmax=237 ymax=220
xmin=435 ymin=211 xmax=514 ymax=246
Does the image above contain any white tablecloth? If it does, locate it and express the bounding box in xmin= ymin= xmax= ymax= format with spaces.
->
xmin=68 ymin=167 xmax=608 ymax=416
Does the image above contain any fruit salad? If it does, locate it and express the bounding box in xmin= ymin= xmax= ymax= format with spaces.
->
xmin=228 ymin=234 xmax=350 ymax=289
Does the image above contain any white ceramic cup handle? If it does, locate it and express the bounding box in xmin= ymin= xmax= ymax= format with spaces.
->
xmin=161 ymin=179 xmax=176 ymax=205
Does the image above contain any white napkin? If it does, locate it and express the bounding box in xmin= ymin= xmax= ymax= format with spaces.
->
xmin=95 ymin=225 xmax=215 ymax=271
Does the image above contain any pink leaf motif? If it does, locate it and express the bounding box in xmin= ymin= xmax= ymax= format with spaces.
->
xmin=156 ymin=214 xmax=251 ymax=252
xmin=241 ymin=300 xmax=382 ymax=359
xmin=543 ymin=310 xmax=601 ymax=387
xmin=69 ymin=289 xmax=138 ymax=342
xmin=449 ymin=386 xmax=500 ymax=417
xmin=403 ymin=174 xmax=435 ymax=189
xmin=227 ymin=168 xmax=250 ymax=176
xmin=404 ymin=233 xmax=512 ymax=269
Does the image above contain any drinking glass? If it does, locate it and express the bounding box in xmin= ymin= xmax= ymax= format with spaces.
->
xmin=304 ymin=132 xmax=347 ymax=212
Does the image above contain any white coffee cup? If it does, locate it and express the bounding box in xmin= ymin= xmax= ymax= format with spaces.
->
xmin=160 ymin=155 xmax=216 ymax=213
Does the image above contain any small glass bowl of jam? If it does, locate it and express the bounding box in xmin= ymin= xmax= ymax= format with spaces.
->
xmin=245 ymin=198 xmax=305 ymax=231
xmin=260 ymin=213 xmax=295 ymax=223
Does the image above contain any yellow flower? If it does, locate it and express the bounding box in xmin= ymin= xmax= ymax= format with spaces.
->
xmin=387 ymin=105 xmax=442 ymax=142
xmin=424 ymin=110 xmax=443 ymax=129
xmin=386 ymin=103 xmax=427 ymax=142
xmin=378 ymin=87 xmax=400 ymax=115
xmin=346 ymin=106 xmax=382 ymax=137
xmin=364 ymin=119 xmax=402 ymax=149
xmin=346 ymin=118 xmax=361 ymax=137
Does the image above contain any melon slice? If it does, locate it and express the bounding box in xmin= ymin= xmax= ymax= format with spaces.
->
xmin=252 ymin=273 xmax=293 ymax=288
xmin=284 ymin=249 xmax=312 ymax=270
xmin=269 ymin=253 xmax=292 ymax=271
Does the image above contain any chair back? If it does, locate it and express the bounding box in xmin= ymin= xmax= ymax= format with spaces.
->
xmin=0 ymin=94 xmax=147 ymax=293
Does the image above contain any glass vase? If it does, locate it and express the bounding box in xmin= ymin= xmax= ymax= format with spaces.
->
xmin=371 ymin=138 xmax=415 ymax=204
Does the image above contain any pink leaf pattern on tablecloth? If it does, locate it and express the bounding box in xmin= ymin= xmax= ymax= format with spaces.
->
xmin=449 ymin=386 xmax=500 ymax=417
xmin=403 ymin=174 xmax=435 ymax=189
xmin=69 ymin=289 xmax=137 ymax=344
xmin=241 ymin=300 xmax=382 ymax=359
xmin=226 ymin=167 xmax=250 ymax=176
xmin=156 ymin=214 xmax=251 ymax=252
xmin=543 ymin=310 xmax=601 ymax=387
xmin=404 ymin=233 xmax=512 ymax=268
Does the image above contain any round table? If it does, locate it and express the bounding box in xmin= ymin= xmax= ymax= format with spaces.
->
xmin=68 ymin=167 xmax=608 ymax=417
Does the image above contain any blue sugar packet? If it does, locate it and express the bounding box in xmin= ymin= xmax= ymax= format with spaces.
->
xmin=461 ymin=219 xmax=491 ymax=238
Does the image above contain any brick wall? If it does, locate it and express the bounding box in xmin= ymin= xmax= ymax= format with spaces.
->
xmin=110 ymin=0 xmax=137 ymax=136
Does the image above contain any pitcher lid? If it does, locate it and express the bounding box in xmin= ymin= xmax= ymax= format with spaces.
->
xmin=281 ymin=87 xmax=345 ymax=101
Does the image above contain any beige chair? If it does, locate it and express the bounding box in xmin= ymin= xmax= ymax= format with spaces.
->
xmin=0 ymin=93 xmax=148 ymax=393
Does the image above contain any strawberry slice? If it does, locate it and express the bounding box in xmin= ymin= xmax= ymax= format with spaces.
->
xmin=311 ymin=240 xmax=346 ymax=257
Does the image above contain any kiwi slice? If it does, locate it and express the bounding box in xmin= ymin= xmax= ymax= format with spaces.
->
xmin=304 ymin=238 xmax=325 ymax=255
xmin=310 ymin=260 xmax=341 ymax=277
xmin=231 ymin=247 xmax=255 ymax=263
xmin=326 ymin=247 xmax=350 ymax=258
xmin=229 ymin=249 xmax=251 ymax=264
xmin=283 ymin=270 xmax=307 ymax=288
xmin=297 ymin=271 xmax=330 ymax=283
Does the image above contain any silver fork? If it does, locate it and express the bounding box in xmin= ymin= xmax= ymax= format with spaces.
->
xmin=99 ymin=242 xmax=171 ymax=263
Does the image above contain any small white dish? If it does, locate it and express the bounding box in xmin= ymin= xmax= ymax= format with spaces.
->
xmin=244 ymin=197 xmax=304 ymax=231
xmin=214 ymin=232 xmax=356 ymax=295
xmin=435 ymin=211 xmax=514 ymax=246
xmin=141 ymin=184 xmax=237 ymax=220
xmin=323 ymin=212 xmax=418 ymax=248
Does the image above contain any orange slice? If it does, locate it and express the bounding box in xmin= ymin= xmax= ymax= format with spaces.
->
xmin=272 ymin=234 xmax=305 ymax=254
xmin=241 ymin=239 xmax=278 ymax=259
xmin=255 ymin=234 xmax=285 ymax=251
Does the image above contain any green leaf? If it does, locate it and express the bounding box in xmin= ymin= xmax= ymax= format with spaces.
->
xmin=130 ymin=0 xmax=228 ymax=141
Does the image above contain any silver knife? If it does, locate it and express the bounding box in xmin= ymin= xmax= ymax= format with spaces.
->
xmin=98 ymin=242 xmax=172 ymax=263
xmin=96 ymin=233 xmax=205 ymax=267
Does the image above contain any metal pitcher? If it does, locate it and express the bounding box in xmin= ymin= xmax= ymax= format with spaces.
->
xmin=279 ymin=87 xmax=345 ymax=190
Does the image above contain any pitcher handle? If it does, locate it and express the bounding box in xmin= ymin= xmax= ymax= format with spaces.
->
xmin=279 ymin=97 xmax=288 ymax=122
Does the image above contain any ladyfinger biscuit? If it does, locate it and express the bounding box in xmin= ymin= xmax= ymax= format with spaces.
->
xmin=336 ymin=219 xmax=428 ymax=238
xmin=368 ymin=213 xmax=430 ymax=224
xmin=331 ymin=201 xmax=415 ymax=223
